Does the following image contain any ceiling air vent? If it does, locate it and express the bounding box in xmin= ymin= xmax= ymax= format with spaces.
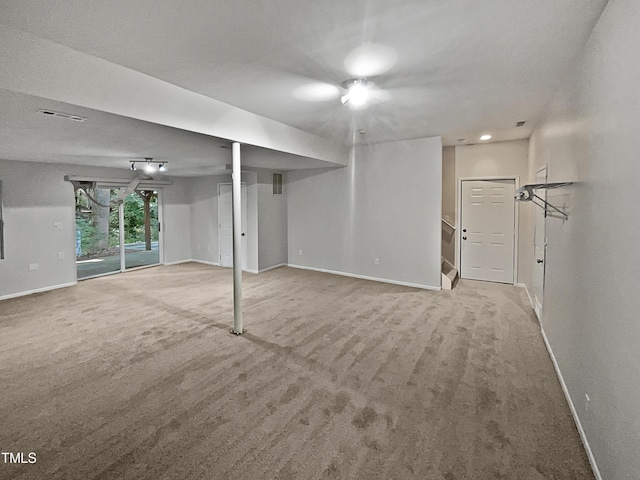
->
xmin=516 ymin=121 xmax=526 ymax=127
xmin=38 ymin=109 xmax=87 ymax=122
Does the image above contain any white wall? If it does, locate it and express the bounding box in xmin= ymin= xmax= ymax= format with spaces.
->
xmin=257 ymin=170 xmax=288 ymax=271
xmin=455 ymin=139 xmax=532 ymax=285
xmin=527 ymin=0 xmax=640 ymax=478
xmin=287 ymin=137 xmax=442 ymax=289
xmin=0 ymin=160 xmax=191 ymax=298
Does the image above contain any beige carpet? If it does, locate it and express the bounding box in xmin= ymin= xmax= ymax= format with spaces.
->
xmin=0 ymin=263 xmax=593 ymax=479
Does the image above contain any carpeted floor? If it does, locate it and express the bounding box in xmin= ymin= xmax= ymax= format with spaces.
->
xmin=0 ymin=263 xmax=593 ymax=479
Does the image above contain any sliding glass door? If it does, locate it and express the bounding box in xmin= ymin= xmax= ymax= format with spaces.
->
xmin=75 ymin=188 xmax=121 ymax=279
xmin=75 ymin=188 xmax=160 ymax=280
xmin=122 ymin=190 xmax=159 ymax=269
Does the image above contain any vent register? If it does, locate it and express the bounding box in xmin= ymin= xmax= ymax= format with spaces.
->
xmin=38 ymin=109 xmax=87 ymax=122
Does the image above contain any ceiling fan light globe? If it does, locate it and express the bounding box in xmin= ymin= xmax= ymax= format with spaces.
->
xmin=346 ymin=82 xmax=369 ymax=108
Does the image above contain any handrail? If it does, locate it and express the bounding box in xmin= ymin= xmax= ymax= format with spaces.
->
xmin=441 ymin=218 xmax=456 ymax=230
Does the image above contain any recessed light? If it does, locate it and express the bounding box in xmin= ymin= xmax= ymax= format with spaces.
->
xmin=516 ymin=121 xmax=526 ymax=127
xmin=480 ymin=134 xmax=492 ymax=141
xmin=458 ymin=138 xmax=467 ymax=143
xmin=358 ymin=129 xmax=367 ymax=135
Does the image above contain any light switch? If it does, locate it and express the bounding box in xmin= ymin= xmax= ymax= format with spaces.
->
xmin=54 ymin=222 xmax=63 ymax=230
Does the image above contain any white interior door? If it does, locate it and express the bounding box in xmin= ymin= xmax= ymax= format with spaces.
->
xmin=532 ymin=167 xmax=547 ymax=319
xmin=460 ymin=179 xmax=515 ymax=283
xmin=218 ymin=183 xmax=247 ymax=269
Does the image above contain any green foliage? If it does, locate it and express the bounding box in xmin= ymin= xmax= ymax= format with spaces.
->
xmin=108 ymin=192 xmax=158 ymax=244
xmin=74 ymin=215 xmax=97 ymax=254
xmin=76 ymin=189 xmax=159 ymax=256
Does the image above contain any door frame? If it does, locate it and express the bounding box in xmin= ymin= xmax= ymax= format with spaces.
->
xmin=455 ymin=176 xmax=520 ymax=285
xmin=532 ymin=165 xmax=548 ymax=321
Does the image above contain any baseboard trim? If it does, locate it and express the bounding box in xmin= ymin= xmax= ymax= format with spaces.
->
xmin=190 ymin=259 xmax=220 ymax=267
xmin=287 ymin=264 xmax=440 ymax=291
xmin=163 ymin=259 xmax=194 ymax=266
xmin=258 ymin=263 xmax=287 ymax=274
xmin=515 ymin=283 xmax=534 ymax=309
xmin=540 ymin=328 xmax=602 ymax=480
xmin=0 ymin=281 xmax=77 ymax=301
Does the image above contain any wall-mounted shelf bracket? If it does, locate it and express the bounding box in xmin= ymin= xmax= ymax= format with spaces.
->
xmin=515 ymin=182 xmax=573 ymax=218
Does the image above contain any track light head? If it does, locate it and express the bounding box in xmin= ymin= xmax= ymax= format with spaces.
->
xmin=130 ymin=158 xmax=167 ymax=174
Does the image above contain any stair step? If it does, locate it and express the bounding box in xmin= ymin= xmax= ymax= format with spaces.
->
xmin=441 ymin=260 xmax=459 ymax=290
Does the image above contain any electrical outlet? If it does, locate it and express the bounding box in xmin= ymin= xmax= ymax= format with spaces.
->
xmin=53 ymin=222 xmax=63 ymax=230
xmin=58 ymin=252 xmax=64 ymax=260
xmin=374 ymin=258 xmax=380 ymax=265
xmin=29 ymin=263 xmax=39 ymax=271
xmin=298 ymin=249 xmax=303 ymax=256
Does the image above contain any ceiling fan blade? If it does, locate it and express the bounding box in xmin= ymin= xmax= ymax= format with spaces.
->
xmin=292 ymin=82 xmax=341 ymax=102
xmin=344 ymin=43 xmax=398 ymax=78
xmin=368 ymin=87 xmax=391 ymax=103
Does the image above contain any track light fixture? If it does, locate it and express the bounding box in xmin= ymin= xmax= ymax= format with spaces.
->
xmin=129 ymin=158 xmax=168 ymax=173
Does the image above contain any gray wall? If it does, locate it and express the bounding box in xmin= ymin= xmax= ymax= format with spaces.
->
xmin=527 ymin=0 xmax=640 ymax=477
xmin=189 ymin=175 xmax=229 ymax=264
xmin=0 ymin=160 xmax=191 ymax=298
xmin=188 ymin=171 xmax=287 ymax=273
xmin=257 ymin=170 xmax=288 ymax=271
xmin=287 ymin=136 xmax=442 ymax=289
xmin=162 ymin=176 xmax=192 ymax=265
xmin=455 ymin=139 xmax=532 ymax=285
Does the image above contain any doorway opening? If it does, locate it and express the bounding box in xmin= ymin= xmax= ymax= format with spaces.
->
xmin=458 ymin=178 xmax=517 ymax=284
xmin=532 ymin=166 xmax=547 ymax=320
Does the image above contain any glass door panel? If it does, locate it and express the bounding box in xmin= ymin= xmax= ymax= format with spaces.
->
xmin=75 ymin=188 xmax=121 ymax=279
xmin=123 ymin=190 xmax=159 ymax=269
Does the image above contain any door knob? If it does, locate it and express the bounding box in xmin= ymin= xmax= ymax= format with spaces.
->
xmin=463 ymin=228 xmax=467 ymax=233
xmin=462 ymin=236 xmax=467 ymax=240
xmin=536 ymin=258 xmax=543 ymax=264
xmin=241 ymin=233 xmax=245 ymax=237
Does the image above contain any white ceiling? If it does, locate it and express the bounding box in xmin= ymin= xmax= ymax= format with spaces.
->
xmin=0 ymin=0 xmax=608 ymax=175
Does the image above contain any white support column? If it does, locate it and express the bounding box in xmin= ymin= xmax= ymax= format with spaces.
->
xmin=231 ymin=142 xmax=244 ymax=334
xmin=119 ymin=201 xmax=126 ymax=272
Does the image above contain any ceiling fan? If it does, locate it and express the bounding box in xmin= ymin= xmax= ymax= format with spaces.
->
xmin=293 ymin=42 xmax=396 ymax=110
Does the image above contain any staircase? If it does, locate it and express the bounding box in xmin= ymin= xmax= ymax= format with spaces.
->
xmin=441 ymin=257 xmax=459 ymax=290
